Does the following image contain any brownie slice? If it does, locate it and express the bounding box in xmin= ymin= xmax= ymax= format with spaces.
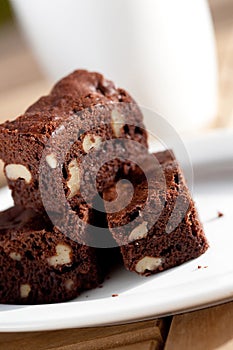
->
xmin=0 ymin=70 xmax=148 ymax=213
xmin=0 ymin=206 xmax=104 ymax=304
xmin=103 ymin=150 xmax=208 ymax=275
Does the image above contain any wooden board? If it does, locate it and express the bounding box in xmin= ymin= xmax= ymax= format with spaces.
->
xmin=0 ymin=319 xmax=170 ymax=350
xmin=165 ymin=302 xmax=233 ymax=350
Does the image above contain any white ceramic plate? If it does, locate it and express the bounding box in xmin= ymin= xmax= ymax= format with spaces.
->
xmin=0 ymin=129 xmax=233 ymax=332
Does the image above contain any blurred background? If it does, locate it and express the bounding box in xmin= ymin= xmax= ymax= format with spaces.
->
xmin=0 ymin=0 xmax=232 ymax=187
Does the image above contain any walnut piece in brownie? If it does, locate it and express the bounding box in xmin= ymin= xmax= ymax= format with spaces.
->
xmin=0 ymin=70 xmax=148 ymax=213
xmin=0 ymin=206 xmax=104 ymax=304
xmin=103 ymin=150 xmax=208 ymax=276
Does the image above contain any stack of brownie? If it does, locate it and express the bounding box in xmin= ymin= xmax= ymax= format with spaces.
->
xmin=0 ymin=70 xmax=208 ymax=304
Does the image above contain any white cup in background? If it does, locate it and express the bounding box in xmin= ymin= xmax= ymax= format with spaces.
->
xmin=11 ymin=0 xmax=218 ymax=133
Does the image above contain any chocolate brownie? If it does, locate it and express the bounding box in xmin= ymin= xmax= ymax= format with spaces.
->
xmin=0 ymin=70 xmax=148 ymax=213
xmin=0 ymin=206 xmax=104 ymax=304
xmin=103 ymin=150 xmax=208 ymax=275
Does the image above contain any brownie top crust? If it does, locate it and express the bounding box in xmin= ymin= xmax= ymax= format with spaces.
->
xmin=0 ymin=205 xmax=88 ymax=243
xmin=0 ymin=70 xmax=134 ymax=136
xmin=0 ymin=206 xmax=51 ymax=239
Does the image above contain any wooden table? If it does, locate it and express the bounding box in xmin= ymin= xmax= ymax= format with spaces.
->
xmin=0 ymin=1 xmax=233 ymax=349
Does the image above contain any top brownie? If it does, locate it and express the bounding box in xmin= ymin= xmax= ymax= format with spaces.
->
xmin=0 ymin=70 xmax=148 ymax=213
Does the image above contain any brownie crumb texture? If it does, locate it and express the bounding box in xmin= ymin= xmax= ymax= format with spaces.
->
xmin=0 ymin=70 xmax=208 ymax=304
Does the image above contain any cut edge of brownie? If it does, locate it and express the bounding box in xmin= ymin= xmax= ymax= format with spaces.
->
xmin=103 ymin=150 xmax=208 ymax=276
xmin=0 ymin=206 xmax=105 ymax=304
